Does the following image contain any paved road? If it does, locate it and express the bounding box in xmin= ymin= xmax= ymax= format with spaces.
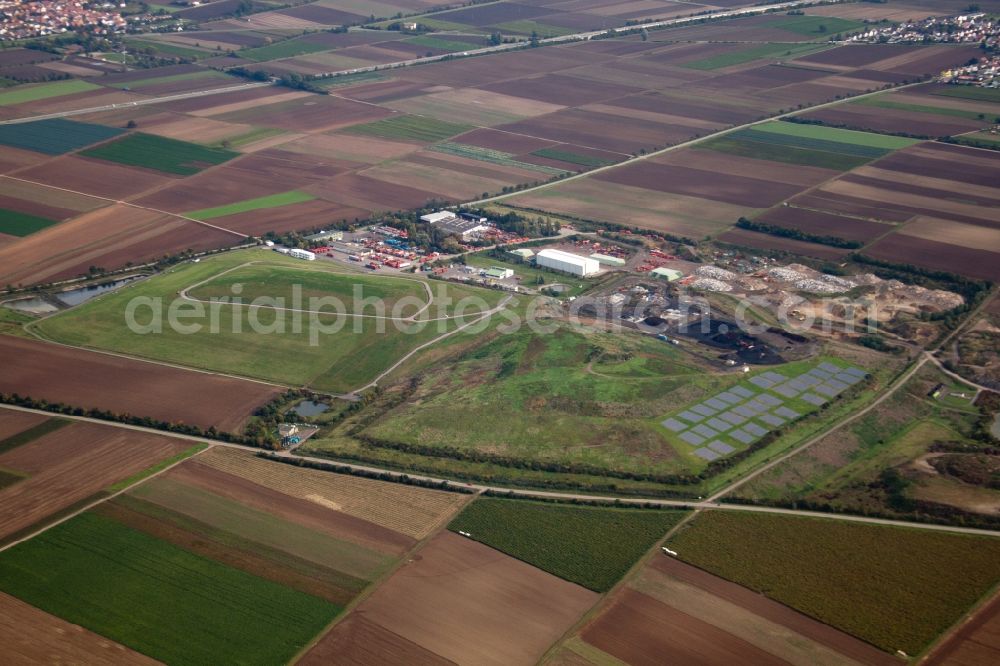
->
xmin=2 ymin=402 xmax=998 ymax=538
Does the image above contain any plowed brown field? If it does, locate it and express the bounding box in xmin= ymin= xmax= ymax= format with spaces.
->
xmin=304 ymin=531 xmax=597 ymax=666
xmin=0 ymin=418 xmax=189 ymax=541
xmin=0 ymin=337 xmax=279 ymax=432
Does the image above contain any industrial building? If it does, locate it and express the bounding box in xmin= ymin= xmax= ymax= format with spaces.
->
xmin=508 ymin=248 xmax=534 ymax=260
xmin=651 ymin=267 xmax=683 ymax=281
xmin=484 ymin=267 xmax=514 ymax=280
xmin=289 ymin=248 xmax=316 ymax=261
xmin=536 ymin=249 xmax=599 ymax=276
xmin=308 ymin=230 xmax=344 ymax=242
xmin=420 ymin=211 xmax=457 ymax=224
xmin=590 ymin=253 xmax=626 ymax=267
xmin=436 ymin=217 xmax=489 ymax=241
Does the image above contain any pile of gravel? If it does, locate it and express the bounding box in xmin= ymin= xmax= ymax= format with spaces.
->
xmin=695 ymin=266 xmax=737 ymax=281
xmin=690 ymin=278 xmax=733 ymax=292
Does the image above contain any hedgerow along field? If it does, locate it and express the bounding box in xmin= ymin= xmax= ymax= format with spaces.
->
xmin=665 ymin=511 xmax=1000 ymax=655
xmin=0 ymin=512 xmax=340 ymax=665
xmin=449 ymin=497 xmax=686 ymax=591
xmin=343 ymin=114 xmax=473 ymax=143
xmin=81 ymin=133 xmax=239 ymax=175
xmin=33 ymin=249 xmax=505 ymax=392
xmin=0 ymin=118 xmax=123 ymax=155
xmin=0 ymin=208 xmax=59 ymax=236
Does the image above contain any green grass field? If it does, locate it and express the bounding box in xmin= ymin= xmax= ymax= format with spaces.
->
xmin=240 ymin=37 xmax=332 ymax=62
xmin=449 ymin=498 xmax=686 ymax=591
xmin=405 ymin=35 xmax=479 ymax=53
xmin=34 ymin=250 xmax=503 ymax=393
xmin=851 ymin=95 xmax=998 ymax=122
xmin=751 ymin=120 xmax=921 ymax=149
xmin=0 ymin=118 xmax=123 ymax=155
xmin=932 ymin=86 xmax=1000 ymax=103
xmin=700 ymin=120 xmax=920 ymax=169
xmin=0 ymin=208 xmax=59 ymax=237
xmin=343 ymin=114 xmax=473 ymax=143
xmin=530 ymin=147 xmax=615 ymax=168
xmin=682 ymin=43 xmax=831 ymax=70
xmin=186 ymin=190 xmax=315 ymax=220
xmin=772 ymin=15 xmax=865 ymax=37
xmin=187 ymin=262 xmax=429 ymax=313
xmin=0 ymin=512 xmax=340 ymax=665
xmin=313 ymin=71 xmax=387 ymax=90
xmin=666 ymin=511 xmax=1000 ymax=655
xmin=698 ymin=135 xmax=872 ymax=170
xmin=82 ymin=133 xmax=239 ymax=176
xmin=125 ymin=39 xmax=213 ymax=60
xmin=0 ymin=79 xmax=100 ymax=106
xmin=361 ymin=325 xmax=716 ymax=477
xmin=108 ymin=69 xmax=230 ymax=90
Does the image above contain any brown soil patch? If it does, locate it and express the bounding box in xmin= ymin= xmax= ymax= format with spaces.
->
xmin=594 ymin=161 xmax=807 ymax=208
xmin=16 ymin=156 xmax=176 ymax=200
xmin=0 ymin=591 xmax=158 ymax=665
xmin=0 ymin=336 xmax=279 ymax=432
xmin=195 ymin=448 xmax=465 ymax=539
xmin=306 ymin=172 xmax=441 ymax=211
xmin=0 ymin=203 xmax=236 ymax=286
xmin=717 ymin=228 xmax=851 ymax=261
xmin=756 ymin=206 xmax=891 ymax=243
xmin=217 ymin=95 xmax=394 ymax=133
xmin=0 ymin=421 xmax=188 ymax=540
xmin=658 ymin=149 xmax=839 ymax=188
xmin=166 ymin=460 xmax=415 ymax=554
xmin=925 ymin=590 xmax=1000 ymax=666
xmin=336 ymin=531 xmax=597 ymax=666
xmin=865 ymin=233 xmax=1000 ymax=282
xmin=299 ymin=614 xmax=453 ymax=666
xmin=582 ymin=587 xmax=791 ymax=666
xmin=0 ymin=146 xmax=47 ymax=174
xmin=902 ymin=217 xmax=1000 ymax=253
xmin=0 ymin=408 xmax=47 ymax=440
xmin=453 ymin=127 xmax=559 ymax=154
xmin=802 ymin=106 xmax=981 ymax=139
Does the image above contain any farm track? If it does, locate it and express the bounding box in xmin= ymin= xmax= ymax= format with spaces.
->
xmin=1 ymin=403 xmax=998 ymax=538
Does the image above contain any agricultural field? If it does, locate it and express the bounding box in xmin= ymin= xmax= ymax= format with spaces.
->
xmin=301 ymin=530 xmax=598 ymax=666
xmin=0 ymin=79 xmax=100 ymax=106
xmin=665 ymin=510 xmax=1000 ymax=656
xmin=186 ymin=190 xmax=316 ymax=220
xmin=0 ymin=118 xmax=123 ymax=155
xmin=343 ymin=115 xmax=473 ymax=143
xmin=733 ymin=364 xmax=999 ymax=525
xmin=81 ymin=133 xmax=240 ymax=176
xmin=0 ymin=208 xmax=58 ymax=237
xmin=0 ymin=336 xmax=280 ymax=433
xmin=0 ymin=408 xmax=196 ymax=544
xmin=33 ymin=249 xmax=505 ymax=392
xmin=548 ymin=551 xmax=899 ymax=666
xmin=448 ymin=498 xmax=685 ymax=591
xmin=0 ymin=512 xmax=339 ymax=665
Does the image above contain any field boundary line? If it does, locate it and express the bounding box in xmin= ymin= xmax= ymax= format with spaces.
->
xmin=0 ymin=436 xmax=214 ymax=554
xmin=287 ymin=490 xmax=479 ymax=664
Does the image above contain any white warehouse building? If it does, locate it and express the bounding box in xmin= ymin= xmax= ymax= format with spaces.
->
xmin=289 ymin=248 xmax=316 ymax=261
xmin=535 ymin=249 xmax=599 ymax=276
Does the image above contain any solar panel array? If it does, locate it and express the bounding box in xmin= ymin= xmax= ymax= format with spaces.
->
xmin=662 ymin=363 xmax=867 ymax=463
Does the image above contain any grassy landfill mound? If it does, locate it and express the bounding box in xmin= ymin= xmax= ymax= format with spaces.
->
xmin=666 ymin=511 xmax=1000 ymax=655
xmin=449 ymin=498 xmax=686 ymax=591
